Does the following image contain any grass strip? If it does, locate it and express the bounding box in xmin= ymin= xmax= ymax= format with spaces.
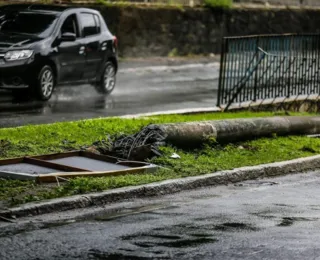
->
xmin=0 ymin=111 xmax=316 ymax=207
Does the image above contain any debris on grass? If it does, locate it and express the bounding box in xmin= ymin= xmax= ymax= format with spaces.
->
xmin=88 ymin=116 xmax=320 ymax=161
xmin=0 ymin=111 xmax=318 ymax=207
xmin=170 ymin=153 xmax=181 ymax=159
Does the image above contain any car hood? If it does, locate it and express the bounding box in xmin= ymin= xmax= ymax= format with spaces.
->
xmin=0 ymin=33 xmax=41 ymax=51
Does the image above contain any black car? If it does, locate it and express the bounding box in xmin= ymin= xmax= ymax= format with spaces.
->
xmin=0 ymin=4 xmax=118 ymax=100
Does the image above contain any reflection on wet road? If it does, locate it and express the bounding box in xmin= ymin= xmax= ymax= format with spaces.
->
xmin=0 ymin=62 xmax=219 ymax=128
xmin=2 ymin=171 xmax=320 ymax=259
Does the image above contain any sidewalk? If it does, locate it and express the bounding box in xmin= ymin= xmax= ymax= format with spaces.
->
xmin=118 ymin=55 xmax=220 ymax=70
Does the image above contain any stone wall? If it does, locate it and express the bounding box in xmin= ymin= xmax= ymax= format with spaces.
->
xmin=94 ymin=6 xmax=320 ymax=57
xmin=234 ymin=0 xmax=320 ymax=6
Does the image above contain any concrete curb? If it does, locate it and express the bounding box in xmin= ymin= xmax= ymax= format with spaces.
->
xmin=118 ymin=97 xmax=319 ymax=119
xmin=119 ymin=107 xmax=221 ymax=118
xmin=1 ymin=154 xmax=320 ymax=219
xmin=118 ymin=62 xmax=219 ymax=74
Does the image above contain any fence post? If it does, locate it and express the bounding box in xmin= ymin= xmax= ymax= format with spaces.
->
xmin=317 ymin=34 xmax=320 ymax=97
xmin=287 ymin=36 xmax=292 ymax=98
xmin=253 ymin=37 xmax=259 ymax=102
xmin=217 ymin=38 xmax=227 ymax=107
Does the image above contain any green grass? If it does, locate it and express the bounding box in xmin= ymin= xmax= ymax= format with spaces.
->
xmin=204 ymin=0 xmax=232 ymax=9
xmin=0 ymin=111 xmax=316 ymax=207
xmin=0 ymin=111 xmax=305 ymax=159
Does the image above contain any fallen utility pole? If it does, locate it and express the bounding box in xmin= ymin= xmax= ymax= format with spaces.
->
xmin=153 ymin=116 xmax=320 ymax=146
xmin=111 ymin=116 xmax=320 ymax=160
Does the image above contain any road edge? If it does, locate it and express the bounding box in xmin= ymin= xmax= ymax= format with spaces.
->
xmin=1 ymin=154 xmax=320 ymax=219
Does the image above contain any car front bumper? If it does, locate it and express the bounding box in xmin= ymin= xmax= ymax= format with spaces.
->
xmin=0 ymin=58 xmax=37 ymax=89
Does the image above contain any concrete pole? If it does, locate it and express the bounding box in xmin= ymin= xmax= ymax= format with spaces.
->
xmin=150 ymin=116 xmax=320 ymax=146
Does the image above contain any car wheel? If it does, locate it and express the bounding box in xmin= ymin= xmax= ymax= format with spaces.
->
xmin=95 ymin=61 xmax=116 ymax=95
xmin=35 ymin=65 xmax=55 ymax=101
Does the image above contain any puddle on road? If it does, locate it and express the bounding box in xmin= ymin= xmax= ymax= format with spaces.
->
xmin=0 ymin=219 xmax=76 ymax=238
xmin=122 ymin=233 xmax=182 ymax=241
xmin=274 ymin=204 xmax=296 ymax=208
xmin=152 ymin=220 xmax=260 ymax=236
xmin=156 ymin=237 xmax=218 ymax=248
xmin=133 ymin=237 xmax=217 ymax=249
xmin=190 ymin=233 xmax=213 ymax=238
xmin=213 ymin=222 xmax=259 ymax=232
xmin=251 ymin=212 xmax=277 ymax=219
xmin=144 ymin=210 xmax=184 ymax=217
xmin=234 ymin=181 xmax=279 ymax=188
xmin=277 ymin=217 xmax=319 ymax=227
xmin=188 ymin=194 xmax=221 ymax=200
xmin=149 ymin=234 xmax=182 ymax=240
xmin=39 ymin=220 xmax=76 ymax=229
xmin=122 ymin=229 xmax=217 ymax=250
xmin=173 ymin=221 xmax=259 ymax=233
xmin=93 ymin=204 xmax=175 ymax=221
xmin=309 ymin=205 xmax=320 ymax=211
xmin=88 ymin=250 xmax=164 ymax=260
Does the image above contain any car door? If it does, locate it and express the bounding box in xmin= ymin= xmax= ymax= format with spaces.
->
xmin=57 ymin=13 xmax=86 ymax=83
xmin=78 ymin=12 xmax=103 ymax=80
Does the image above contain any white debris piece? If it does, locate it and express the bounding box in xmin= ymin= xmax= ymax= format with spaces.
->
xmin=170 ymin=153 xmax=181 ymax=159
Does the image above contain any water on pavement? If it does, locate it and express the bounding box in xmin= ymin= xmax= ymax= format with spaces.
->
xmin=1 ymin=171 xmax=320 ymax=259
xmin=0 ymin=62 xmax=220 ymax=128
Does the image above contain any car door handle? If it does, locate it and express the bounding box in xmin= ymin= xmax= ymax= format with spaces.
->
xmin=101 ymin=42 xmax=107 ymax=51
xmin=79 ymin=46 xmax=85 ymax=55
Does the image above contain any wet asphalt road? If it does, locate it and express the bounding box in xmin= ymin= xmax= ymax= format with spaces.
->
xmin=2 ymin=171 xmax=320 ymax=259
xmin=0 ymin=59 xmax=219 ymax=128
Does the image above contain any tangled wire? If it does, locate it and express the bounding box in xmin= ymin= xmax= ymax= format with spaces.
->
xmin=110 ymin=125 xmax=167 ymax=160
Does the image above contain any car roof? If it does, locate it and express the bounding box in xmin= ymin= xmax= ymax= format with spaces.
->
xmin=0 ymin=4 xmax=98 ymax=15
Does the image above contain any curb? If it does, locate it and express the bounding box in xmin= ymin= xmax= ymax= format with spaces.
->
xmin=119 ymin=107 xmax=221 ymax=118
xmin=118 ymin=62 xmax=219 ymax=74
xmin=1 ymin=154 xmax=320 ymax=219
xmin=118 ymin=56 xmax=220 ymax=70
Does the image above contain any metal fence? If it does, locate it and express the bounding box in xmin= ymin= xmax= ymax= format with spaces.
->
xmin=217 ymin=34 xmax=320 ymax=110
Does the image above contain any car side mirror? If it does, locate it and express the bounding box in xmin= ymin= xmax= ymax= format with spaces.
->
xmin=60 ymin=32 xmax=76 ymax=42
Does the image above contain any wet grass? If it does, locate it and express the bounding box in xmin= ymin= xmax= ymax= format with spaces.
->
xmin=0 ymin=111 xmax=318 ymax=207
xmin=0 ymin=111 xmax=309 ymax=158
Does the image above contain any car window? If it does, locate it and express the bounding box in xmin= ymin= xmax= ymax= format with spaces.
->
xmin=0 ymin=12 xmax=57 ymax=38
xmin=80 ymin=13 xmax=99 ymax=37
xmin=93 ymin=15 xmax=100 ymax=34
xmin=61 ymin=14 xmax=79 ymax=37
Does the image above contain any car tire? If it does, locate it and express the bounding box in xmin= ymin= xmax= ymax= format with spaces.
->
xmin=35 ymin=65 xmax=55 ymax=101
xmin=95 ymin=61 xmax=116 ymax=95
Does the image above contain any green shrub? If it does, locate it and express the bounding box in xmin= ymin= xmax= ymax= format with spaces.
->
xmin=168 ymin=48 xmax=179 ymax=57
xmin=96 ymin=0 xmax=107 ymax=4
xmin=204 ymin=0 xmax=232 ymax=9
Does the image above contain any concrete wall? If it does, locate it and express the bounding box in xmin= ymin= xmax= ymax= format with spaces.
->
xmin=94 ymin=6 xmax=320 ymax=57
xmin=234 ymin=0 xmax=320 ymax=6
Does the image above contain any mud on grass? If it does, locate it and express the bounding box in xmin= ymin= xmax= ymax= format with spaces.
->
xmin=0 ymin=111 xmax=317 ymax=207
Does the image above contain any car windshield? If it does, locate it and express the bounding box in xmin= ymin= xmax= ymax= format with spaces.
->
xmin=0 ymin=12 xmax=57 ymax=38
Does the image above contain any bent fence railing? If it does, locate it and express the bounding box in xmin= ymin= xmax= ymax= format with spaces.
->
xmin=217 ymin=34 xmax=320 ymax=110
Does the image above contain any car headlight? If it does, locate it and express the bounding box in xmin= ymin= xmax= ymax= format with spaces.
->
xmin=4 ymin=50 xmax=33 ymax=61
